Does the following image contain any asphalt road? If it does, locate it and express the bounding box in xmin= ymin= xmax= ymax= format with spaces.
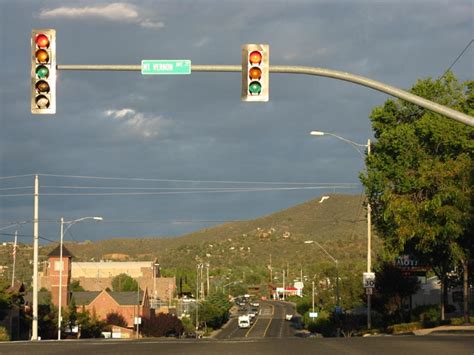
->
xmin=1 ymin=336 xmax=473 ymax=355
xmin=215 ymin=300 xmax=296 ymax=339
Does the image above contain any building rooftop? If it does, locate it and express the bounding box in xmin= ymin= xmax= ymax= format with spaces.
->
xmin=48 ymin=244 xmax=74 ymax=258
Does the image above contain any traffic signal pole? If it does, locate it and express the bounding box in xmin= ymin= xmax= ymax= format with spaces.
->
xmin=56 ymin=64 xmax=474 ymax=127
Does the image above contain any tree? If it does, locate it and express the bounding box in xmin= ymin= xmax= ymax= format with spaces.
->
xmin=361 ymin=72 xmax=473 ymax=321
xmin=77 ymin=308 xmax=105 ymax=338
xmin=63 ymin=297 xmax=78 ymax=334
xmin=70 ymin=280 xmax=85 ymax=292
xmin=142 ymin=313 xmax=184 ymax=337
xmin=371 ymin=262 xmax=419 ymax=324
xmin=111 ymin=273 xmax=139 ymax=292
xmin=105 ymin=312 xmax=127 ymax=328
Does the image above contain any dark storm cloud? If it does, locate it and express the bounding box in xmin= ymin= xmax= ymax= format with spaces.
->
xmin=1 ymin=0 xmax=472 ymax=241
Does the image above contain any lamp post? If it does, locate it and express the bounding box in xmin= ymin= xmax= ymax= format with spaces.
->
xmin=310 ymin=130 xmax=372 ymax=329
xmin=58 ymin=216 xmax=103 ymax=340
xmin=304 ymin=240 xmax=339 ymax=307
xmin=222 ymin=280 xmax=241 ymax=294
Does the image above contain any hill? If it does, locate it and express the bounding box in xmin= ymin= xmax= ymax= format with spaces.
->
xmin=1 ymin=194 xmax=381 ymax=287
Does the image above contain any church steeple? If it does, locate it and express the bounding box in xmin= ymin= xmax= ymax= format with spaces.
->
xmin=48 ymin=244 xmax=74 ymax=309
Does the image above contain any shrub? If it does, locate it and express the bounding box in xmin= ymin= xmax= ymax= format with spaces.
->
xmin=142 ymin=313 xmax=184 ymax=337
xmin=411 ymin=304 xmax=440 ymax=327
xmin=450 ymin=316 xmax=474 ymax=325
xmin=105 ymin=312 xmax=128 ymax=328
xmin=0 ymin=326 xmax=9 ymax=341
xmin=387 ymin=322 xmax=422 ymax=334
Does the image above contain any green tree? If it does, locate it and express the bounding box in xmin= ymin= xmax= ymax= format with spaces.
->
xmin=70 ymin=280 xmax=85 ymax=292
xmin=111 ymin=273 xmax=139 ymax=292
xmin=105 ymin=312 xmax=127 ymax=328
xmin=63 ymin=297 xmax=78 ymax=334
xmin=371 ymin=262 xmax=419 ymax=324
xmin=361 ymin=72 xmax=473 ymax=321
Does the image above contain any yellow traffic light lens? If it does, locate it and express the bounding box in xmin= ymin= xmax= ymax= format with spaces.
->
xmin=35 ymin=95 xmax=50 ymax=109
xmin=249 ymin=67 xmax=262 ymax=80
xmin=35 ymin=34 xmax=50 ymax=48
xmin=249 ymin=51 xmax=262 ymax=64
xmin=35 ymin=80 xmax=50 ymax=93
xmin=35 ymin=49 xmax=49 ymax=63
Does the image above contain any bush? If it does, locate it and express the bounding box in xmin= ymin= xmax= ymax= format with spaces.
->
xmin=142 ymin=313 xmax=184 ymax=337
xmin=105 ymin=312 xmax=128 ymax=328
xmin=387 ymin=322 xmax=422 ymax=334
xmin=450 ymin=316 xmax=474 ymax=325
xmin=411 ymin=304 xmax=440 ymax=327
xmin=0 ymin=326 xmax=9 ymax=341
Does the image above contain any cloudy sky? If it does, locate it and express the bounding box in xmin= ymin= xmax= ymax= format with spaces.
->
xmin=0 ymin=0 xmax=472 ymax=244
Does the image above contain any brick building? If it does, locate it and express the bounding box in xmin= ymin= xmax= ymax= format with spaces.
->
xmin=72 ymin=289 xmax=151 ymax=328
xmin=39 ymin=245 xmax=176 ymax=307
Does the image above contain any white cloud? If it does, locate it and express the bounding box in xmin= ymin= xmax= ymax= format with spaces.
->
xmin=39 ymin=2 xmax=164 ymax=29
xmin=104 ymin=108 xmax=169 ymax=139
xmin=194 ymin=37 xmax=210 ymax=48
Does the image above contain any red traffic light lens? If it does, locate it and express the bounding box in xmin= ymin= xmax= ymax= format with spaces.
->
xmin=35 ymin=95 xmax=50 ymax=109
xmin=249 ymin=67 xmax=262 ymax=80
xmin=35 ymin=34 xmax=50 ymax=48
xmin=35 ymin=49 xmax=49 ymax=63
xmin=249 ymin=51 xmax=262 ymax=64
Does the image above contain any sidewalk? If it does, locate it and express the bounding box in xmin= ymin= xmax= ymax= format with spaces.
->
xmin=413 ymin=324 xmax=474 ymax=336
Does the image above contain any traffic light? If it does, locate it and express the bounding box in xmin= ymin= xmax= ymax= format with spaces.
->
xmin=241 ymin=44 xmax=269 ymax=102
xmin=31 ymin=29 xmax=56 ymax=114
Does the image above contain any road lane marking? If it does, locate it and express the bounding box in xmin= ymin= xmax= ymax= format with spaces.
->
xmin=245 ymin=318 xmax=259 ymax=337
xmin=263 ymin=318 xmax=273 ymax=337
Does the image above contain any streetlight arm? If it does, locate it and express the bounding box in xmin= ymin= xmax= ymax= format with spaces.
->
xmin=310 ymin=131 xmax=367 ymax=160
xmin=62 ymin=216 xmax=103 ymax=234
xmin=308 ymin=240 xmax=338 ymax=265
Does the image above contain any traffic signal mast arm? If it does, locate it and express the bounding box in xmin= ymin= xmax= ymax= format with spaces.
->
xmin=56 ymin=64 xmax=474 ymax=127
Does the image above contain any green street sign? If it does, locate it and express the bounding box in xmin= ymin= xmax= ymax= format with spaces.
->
xmin=141 ymin=60 xmax=191 ymax=75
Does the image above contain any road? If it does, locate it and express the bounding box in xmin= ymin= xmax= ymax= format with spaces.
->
xmin=215 ymin=300 xmax=296 ymax=339
xmin=1 ymin=336 xmax=473 ymax=355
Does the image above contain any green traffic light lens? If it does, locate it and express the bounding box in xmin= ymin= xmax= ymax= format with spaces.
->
xmin=248 ymin=81 xmax=262 ymax=95
xmin=36 ymin=65 xmax=49 ymax=78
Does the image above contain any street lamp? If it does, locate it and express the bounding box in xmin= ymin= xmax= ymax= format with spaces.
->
xmin=57 ymin=216 xmax=103 ymax=340
xmin=222 ymin=280 xmax=242 ymax=293
xmin=310 ymin=130 xmax=372 ymax=329
xmin=304 ymin=240 xmax=339 ymax=307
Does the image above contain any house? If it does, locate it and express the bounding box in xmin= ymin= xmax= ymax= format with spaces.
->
xmin=39 ymin=247 xmax=176 ymax=304
xmin=72 ymin=289 xmax=151 ymax=328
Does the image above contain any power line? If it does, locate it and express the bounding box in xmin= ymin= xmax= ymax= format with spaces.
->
xmin=0 ymin=186 xmax=33 ymax=191
xmin=37 ymin=173 xmax=357 ymax=186
xmin=0 ymin=174 xmax=34 ymax=180
xmin=441 ymin=39 xmax=473 ymax=78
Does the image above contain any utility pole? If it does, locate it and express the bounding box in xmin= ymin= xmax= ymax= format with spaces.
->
xmin=206 ymin=263 xmax=210 ymax=298
xmin=32 ymin=174 xmax=39 ymax=341
xmin=58 ymin=217 xmax=64 ymax=340
xmin=200 ymin=264 xmax=204 ymax=300
xmin=282 ymin=270 xmax=285 ymax=301
xmin=367 ymin=139 xmax=372 ymax=330
xmin=195 ymin=264 xmax=199 ymax=337
xmin=11 ymin=231 xmax=17 ymax=287
xmin=312 ymin=281 xmax=315 ymax=313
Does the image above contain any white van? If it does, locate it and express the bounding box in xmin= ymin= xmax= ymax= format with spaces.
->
xmin=238 ymin=315 xmax=250 ymax=329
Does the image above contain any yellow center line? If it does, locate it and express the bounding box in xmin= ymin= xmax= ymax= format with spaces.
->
xmin=263 ymin=318 xmax=273 ymax=337
xmin=245 ymin=318 xmax=259 ymax=337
